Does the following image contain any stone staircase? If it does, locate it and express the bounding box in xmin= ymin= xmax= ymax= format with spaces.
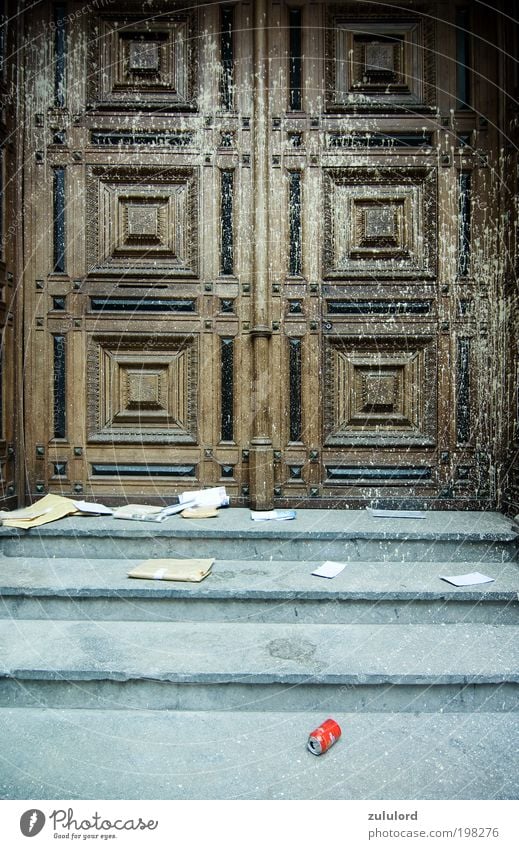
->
xmin=0 ymin=508 xmax=518 ymax=800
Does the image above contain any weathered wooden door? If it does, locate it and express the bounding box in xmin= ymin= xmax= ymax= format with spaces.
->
xmin=20 ymin=1 xmax=503 ymax=508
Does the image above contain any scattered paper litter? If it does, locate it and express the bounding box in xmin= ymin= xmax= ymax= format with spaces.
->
xmin=113 ymin=504 xmax=161 ymax=520
xmin=0 ymin=505 xmax=54 ymax=520
xmin=179 ymin=487 xmax=229 ymax=508
xmin=250 ymin=510 xmax=296 ymax=522
xmin=113 ymin=501 xmax=195 ymax=522
xmin=0 ymin=494 xmax=80 ymax=528
xmin=439 ymin=572 xmax=495 ymax=587
xmin=366 ymin=507 xmax=427 ymax=519
xmin=128 ymin=558 xmax=214 ymax=583
xmin=312 ymin=561 xmax=347 ymax=579
xmin=73 ymin=500 xmax=113 ymax=515
xmin=181 ymin=506 xmax=219 ymax=519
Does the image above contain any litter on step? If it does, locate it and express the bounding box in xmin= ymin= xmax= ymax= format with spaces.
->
xmin=72 ymin=500 xmax=113 ymax=515
xmin=311 ymin=561 xmax=347 ymax=579
xmin=0 ymin=495 xmax=115 ymax=528
xmin=181 ymin=506 xmax=219 ymax=519
xmin=440 ymin=572 xmax=495 ymax=587
xmin=0 ymin=493 xmax=81 ymax=528
xmin=113 ymin=486 xmax=229 ymax=521
xmin=128 ymin=558 xmax=214 ymax=583
xmin=307 ymin=718 xmax=342 ymax=755
xmin=366 ymin=507 xmax=427 ymax=519
xmin=179 ymin=487 xmax=229 ymax=508
xmin=250 ymin=509 xmax=297 ymax=521
xmin=0 ymin=486 xmax=229 ymax=528
xmin=113 ymin=501 xmax=196 ymax=522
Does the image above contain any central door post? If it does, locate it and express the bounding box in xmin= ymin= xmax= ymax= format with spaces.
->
xmin=249 ymin=0 xmax=274 ymax=510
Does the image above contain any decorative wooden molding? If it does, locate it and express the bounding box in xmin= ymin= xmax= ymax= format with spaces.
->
xmin=324 ymin=333 xmax=437 ymax=447
xmin=325 ymin=4 xmax=436 ymax=112
xmin=85 ymin=165 xmax=199 ymax=278
xmin=87 ymin=334 xmax=199 ymax=444
xmin=87 ymin=9 xmax=198 ymax=111
xmin=323 ymin=167 xmax=437 ymax=279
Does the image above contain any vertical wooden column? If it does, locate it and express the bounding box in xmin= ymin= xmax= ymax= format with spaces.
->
xmin=249 ymin=0 xmax=274 ymax=509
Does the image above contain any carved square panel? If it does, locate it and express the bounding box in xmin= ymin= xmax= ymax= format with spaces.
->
xmin=364 ymin=41 xmax=396 ymax=75
xmin=361 ymin=370 xmax=400 ymax=411
xmin=126 ymin=205 xmax=160 ymax=240
xmin=126 ymin=372 xmax=162 ymax=409
xmin=326 ymin=8 xmax=436 ymax=110
xmin=355 ymin=200 xmax=404 ymax=250
xmin=324 ymin=167 xmax=437 ymax=278
xmin=88 ymin=11 xmax=197 ymax=110
xmin=324 ymin=334 xmax=437 ymax=446
xmin=87 ymin=334 xmax=198 ymax=443
xmin=128 ymin=40 xmax=161 ymax=72
xmin=86 ymin=166 xmax=198 ymax=277
xmin=352 ymin=34 xmax=404 ymax=88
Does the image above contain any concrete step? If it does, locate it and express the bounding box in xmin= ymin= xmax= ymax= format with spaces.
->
xmin=1 ymin=619 xmax=517 ymax=712
xmin=0 ymin=509 xmax=516 ymax=561
xmin=0 ymin=707 xmax=517 ymax=800
xmin=1 ymin=557 xmax=518 ymax=624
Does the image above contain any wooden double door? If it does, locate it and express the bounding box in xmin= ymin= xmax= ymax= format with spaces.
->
xmin=20 ymin=0 xmax=504 ymax=508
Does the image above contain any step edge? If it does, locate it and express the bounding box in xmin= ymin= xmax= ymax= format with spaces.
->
xmin=2 ymin=670 xmax=519 ymax=685
xmin=1 ymin=588 xmax=518 ymax=601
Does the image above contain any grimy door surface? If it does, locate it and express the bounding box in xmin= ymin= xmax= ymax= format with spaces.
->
xmin=21 ymin=1 xmax=502 ymax=508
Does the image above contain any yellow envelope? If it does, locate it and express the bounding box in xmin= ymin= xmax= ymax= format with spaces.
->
xmin=181 ymin=507 xmax=219 ymax=519
xmin=1 ymin=494 xmax=80 ymax=529
xmin=128 ymin=558 xmax=214 ymax=583
xmin=112 ymin=504 xmax=162 ymax=520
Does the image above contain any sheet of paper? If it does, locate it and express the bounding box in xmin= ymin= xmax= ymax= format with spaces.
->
xmin=181 ymin=507 xmax=219 ymax=519
xmin=158 ymin=500 xmax=196 ymax=518
xmin=113 ymin=504 xmax=162 ymax=520
xmin=250 ymin=510 xmax=297 ymax=522
xmin=439 ymin=572 xmax=495 ymax=587
xmin=367 ymin=507 xmax=427 ymax=519
xmin=114 ymin=501 xmax=196 ymax=522
xmin=179 ymin=487 xmax=229 ymax=507
xmin=1 ymin=494 xmax=80 ymax=528
xmin=0 ymin=505 xmax=54 ymax=520
xmin=73 ymin=501 xmax=113 ymax=515
xmin=312 ymin=561 xmax=348 ymax=579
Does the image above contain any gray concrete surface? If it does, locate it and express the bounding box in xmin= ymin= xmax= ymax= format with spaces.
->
xmin=0 ymin=509 xmax=516 ymax=561
xmin=0 ymin=620 xmax=517 ymax=686
xmin=0 ymin=708 xmax=517 ymax=800
xmin=2 ymin=556 xmax=518 ymax=598
xmin=1 ymin=509 xmax=517 ymax=801
xmin=1 ymin=557 xmax=518 ymax=623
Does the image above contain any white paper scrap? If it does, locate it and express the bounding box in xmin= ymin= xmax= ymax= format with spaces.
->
xmin=250 ymin=510 xmax=296 ymax=522
xmin=312 ymin=561 xmax=347 ymax=579
xmin=179 ymin=487 xmax=229 ymax=508
xmin=440 ymin=572 xmax=495 ymax=587
xmin=73 ymin=501 xmax=113 ymax=515
xmin=367 ymin=508 xmax=427 ymax=519
xmin=128 ymin=501 xmax=197 ymax=522
xmin=158 ymin=501 xmax=196 ymax=518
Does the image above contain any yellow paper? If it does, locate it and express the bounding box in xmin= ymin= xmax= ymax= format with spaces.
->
xmin=112 ymin=504 xmax=162 ymax=520
xmin=128 ymin=558 xmax=214 ymax=583
xmin=1 ymin=494 xmax=80 ymax=529
xmin=181 ymin=507 xmax=219 ymax=519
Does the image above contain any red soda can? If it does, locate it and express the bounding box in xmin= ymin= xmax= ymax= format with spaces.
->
xmin=307 ymin=718 xmax=342 ymax=755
